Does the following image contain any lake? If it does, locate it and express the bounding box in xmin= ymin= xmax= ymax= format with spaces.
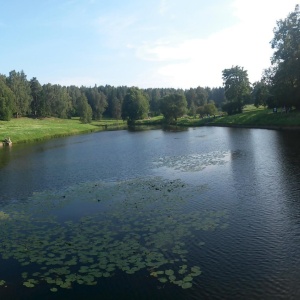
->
xmin=0 ymin=126 xmax=300 ymax=299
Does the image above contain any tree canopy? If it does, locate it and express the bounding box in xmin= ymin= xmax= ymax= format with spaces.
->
xmin=0 ymin=77 xmax=15 ymax=121
xmin=121 ymin=88 xmax=149 ymax=124
xmin=160 ymin=94 xmax=187 ymax=123
xmin=251 ymin=81 xmax=270 ymax=107
xmin=222 ymin=66 xmax=251 ymax=114
xmin=268 ymin=5 xmax=300 ymax=109
xmin=6 ymin=70 xmax=31 ymax=117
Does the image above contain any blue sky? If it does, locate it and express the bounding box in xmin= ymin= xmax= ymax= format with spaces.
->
xmin=0 ymin=0 xmax=298 ymax=88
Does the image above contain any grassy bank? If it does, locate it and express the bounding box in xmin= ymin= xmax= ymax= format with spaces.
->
xmin=0 ymin=118 xmax=126 ymax=144
xmin=137 ymin=105 xmax=300 ymax=129
xmin=209 ymin=106 xmax=300 ymax=128
xmin=1 ymin=106 xmax=300 ymax=145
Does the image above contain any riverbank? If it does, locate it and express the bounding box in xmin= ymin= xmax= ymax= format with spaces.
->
xmin=1 ymin=106 xmax=300 ymax=145
xmin=0 ymin=117 xmax=126 ymax=144
xmin=137 ymin=106 xmax=300 ymax=130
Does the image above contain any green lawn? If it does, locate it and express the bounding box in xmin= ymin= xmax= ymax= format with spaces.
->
xmin=211 ymin=105 xmax=300 ymax=127
xmin=0 ymin=117 xmax=126 ymax=144
xmin=1 ymin=106 xmax=300 ymax=145
xmin=137 ymin=105 xmax=300 ymax=128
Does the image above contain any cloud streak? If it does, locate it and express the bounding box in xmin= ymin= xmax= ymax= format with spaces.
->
xmin=128 ymin=0 xmax=299 ymax=88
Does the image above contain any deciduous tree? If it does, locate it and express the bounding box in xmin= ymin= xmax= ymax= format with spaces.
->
xmin=251 ymin=81 xmax=270 ymax=107
xmin=269 ymin=5 xmax=300 ymax=108
xmin=122 ymin=88 xmax=149 ymax=124
xmin=0 ymin=77 xmax=15 ymax=120
xmin=78 ymin=95 xmax=92 ymax=123
xmin=30 ymin=77 xmax=42 ymax=117
xmin=222 ymin=66 xmax=251 ymax=114
xmin=7 ymin=70 xmax=31 ymax=117
xmin=160 ymin=93 xmax=187 ymax=123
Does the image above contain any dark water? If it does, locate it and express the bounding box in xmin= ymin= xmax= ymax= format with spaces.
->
xmin=0 ymin=127 xmax=300 ymax=300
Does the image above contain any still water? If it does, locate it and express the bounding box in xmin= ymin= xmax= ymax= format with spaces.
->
xmin=0 ymin=126 xmax=300 ymax=299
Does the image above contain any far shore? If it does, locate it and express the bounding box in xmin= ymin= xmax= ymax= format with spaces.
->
xmin=136 ymin=105 xmax=300 ymax=131
xmin=206 ymin=123 xmax=300 ymax=131
xmin=1 ymin=106 xmax=300 ymax=146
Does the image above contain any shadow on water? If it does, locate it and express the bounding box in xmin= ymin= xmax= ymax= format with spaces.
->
xmin=0 ymin=146 xmax=12 ymax=169
xmin=161 ymin=125 xmax=189 ymax=132
xmin=127 ymin=125 xmax=162 ymax=132
xmin=128 ymin=125 xmax=189 ymax=133
xmin=274 ymin=130 xmax=300 ymax=217
xmin=2 ymin=128 xmax=300 ymax=299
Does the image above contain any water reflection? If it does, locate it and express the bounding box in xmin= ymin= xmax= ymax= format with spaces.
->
xmin=1 ymin=127 xmax=300 ymax=299
xmin=274 ymin=131 xmax=300 ymax=219
xmin=0 ymin=146 xmax=12 ymax=169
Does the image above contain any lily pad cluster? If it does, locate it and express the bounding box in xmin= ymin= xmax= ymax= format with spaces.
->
xmin=153 ymin=151 xmax=230 ymax=172
xmin=0 ymin=176 xmax=229 ymax=292
xmin=150 ymin=265 xmax=201 ymax=289
xmin=0 ymin=211 xmax=9 ymax=220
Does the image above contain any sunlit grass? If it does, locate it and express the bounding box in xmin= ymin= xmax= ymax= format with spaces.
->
xmin=1 ymin=105 xmax=300 ymax=145
xmin=212 ymin=105 xmax=300 ymax=127
xmin=137 ymin=105 xmax=300 ymax=128
xmin=0 ymin=117 xmax=126 ymax=144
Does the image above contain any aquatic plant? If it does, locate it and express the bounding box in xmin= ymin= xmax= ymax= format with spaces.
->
xmin=0 ymin=176 xmax=229 ymax=291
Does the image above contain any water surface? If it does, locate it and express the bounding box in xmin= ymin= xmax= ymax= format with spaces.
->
xmin=0 ymin=127 xmax=300 ymax=299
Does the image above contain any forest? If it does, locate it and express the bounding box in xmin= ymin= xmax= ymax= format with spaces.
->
xmin=0 ymin=5 xmax=299 ymax=124
xmin=0 ymin=70 xmax=226 ymax=123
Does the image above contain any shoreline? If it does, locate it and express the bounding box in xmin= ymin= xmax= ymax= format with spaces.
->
xmin=205 ymin=123 xmax=300 ymax=131
xmin=1 ymin=116 xmax=300 ymax=147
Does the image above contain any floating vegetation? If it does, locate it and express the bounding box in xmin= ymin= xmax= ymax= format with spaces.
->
xmin=0 ymin=280 xmax=6 ymax=286
xmin=153 ymin=151 xmax=230 ymax=172
xmin=0 ymin=211 xmax=9 ymax=221
xmin=0 ymin=176 xmax=229 ymax=292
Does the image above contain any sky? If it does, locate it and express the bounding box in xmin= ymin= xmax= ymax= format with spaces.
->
xmin=0 ymin=0 xmax=299 ymax=89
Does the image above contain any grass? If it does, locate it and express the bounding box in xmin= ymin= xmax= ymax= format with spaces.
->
xmin=1 ymin=105 xmax=300 ymax=145
xmin=0 ymin=117 xmax=126 ymax=144
xmin=137 ymin=105 xmax=300 ymax=129
xmin=210 ymin=105 xmax=300 ymax=127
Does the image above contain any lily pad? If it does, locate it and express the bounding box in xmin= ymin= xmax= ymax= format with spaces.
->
xmin=182 ymin=282 xmax=193 ymax=289
xmin=23 ymin=282 xmax=35 ymax=288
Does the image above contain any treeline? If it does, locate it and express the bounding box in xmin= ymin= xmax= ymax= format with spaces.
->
xmin=0 ymin=70 xmax=225 ymax=122
xmin=2 ymin=6 xmax=298 ymax=122
xmin=219 ymin=5 xmax=300 ymax=115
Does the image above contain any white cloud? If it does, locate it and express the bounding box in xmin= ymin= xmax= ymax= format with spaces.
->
xmin=132 ymin=0 xmax=299 ymax=88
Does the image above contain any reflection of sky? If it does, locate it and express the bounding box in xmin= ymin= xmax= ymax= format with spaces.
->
xmin=1 ymin=127 xmax=300 ymax=297
xmin=224 ymin=128 xmax=300 ymax=289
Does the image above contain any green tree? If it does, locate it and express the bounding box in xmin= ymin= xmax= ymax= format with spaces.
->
xmin=207 ymin=87 xmax=225 ymax=108
xmin=111 ymin=97 xmax=122 ymax=120
xmin=40 ymin=84 xmax=72 ymax=118
xmin=222 ymin=66 xmax=251 ymax=114
xmin=188 ymin=100 xmax=197 ymax=118
xmin=78 ymin=95 xmax=92 ymax=123
xmin=30 ymin=77 xmax=42 ymax=117
xmin=67 ymin=85 xmax=82 ymax=117
xmin=0 ymin=77 xmax=15 ymax=120
xmin=269 ymin=5 xmax=300 ymax=108
xmin=84 ymin=86 xmax=108 ymax=120
xmin=204 ymin=102 xmax=218 ymax=116
xmin=160 ymin=93 xmax=187 ymax=123
xmin=6 ymin=70 xmax=32 ymax=117
xmin=121 ymin=88 xmax=149 ymax=124
xmin=251 ymin=81 xmax=270 ymax=107
xmin=197 ymin=103 xmax=218 ymax=118
xmin=185 ymin=87 xmax=208 ymax=108
xmin=195 ymin=86 xmax=208 ymax=106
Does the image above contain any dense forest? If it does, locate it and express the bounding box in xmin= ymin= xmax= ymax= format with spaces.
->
xmin=0 ymin=70 xmax=225 ymax=123
xmin=0 ymin=5 xmax=299 ymax=123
